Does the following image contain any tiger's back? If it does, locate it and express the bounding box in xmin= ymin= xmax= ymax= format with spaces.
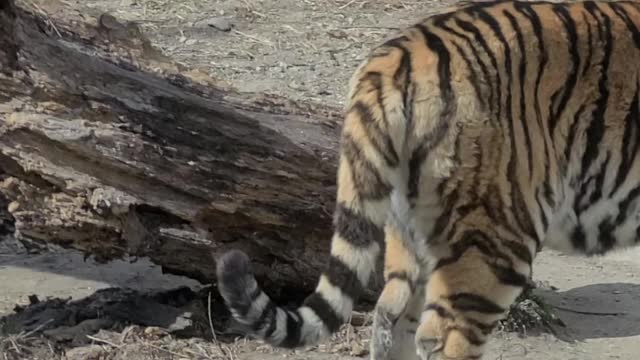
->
xmin=216 ymin=1 xmax=640 ymax=359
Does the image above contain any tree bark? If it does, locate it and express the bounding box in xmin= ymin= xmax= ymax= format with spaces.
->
xmin=0 ymin=0 xmax=381 ymax=302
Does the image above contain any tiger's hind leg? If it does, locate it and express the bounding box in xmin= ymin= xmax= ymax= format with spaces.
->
xmin=414 ymin=223 xmax=533 ymax=360
xmin=370 ymin=215 xmax=428 ymax=360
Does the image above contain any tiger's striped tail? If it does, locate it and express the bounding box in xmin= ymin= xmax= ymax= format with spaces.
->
xmin=216 ymin=38 xmax=411 ymax=348
xmin=216 ymin=177 xmax=391 ymax=348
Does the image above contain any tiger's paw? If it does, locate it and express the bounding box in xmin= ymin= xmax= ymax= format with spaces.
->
xmin=370 ymin=308 xmax=394 ymax=360
xmin=415 ymin=337 xmax=439 ymax=360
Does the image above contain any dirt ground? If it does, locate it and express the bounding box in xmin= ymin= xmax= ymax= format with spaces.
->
xmin=2 ymin=0 xmax=640 ymax=359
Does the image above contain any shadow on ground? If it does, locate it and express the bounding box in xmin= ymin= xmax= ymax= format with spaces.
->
xmin=534 ymin=282 xmax=640 ymax=341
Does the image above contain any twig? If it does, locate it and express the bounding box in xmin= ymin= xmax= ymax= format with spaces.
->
xmin=22 ymin=319 xmax=54 ymax=338
xmin=552 ymin=305 xmax=626 ymax=316
xmin=86 ymin=335 xmax=122 ymax=348
xmin=27 ymin=1 xmax=62 ymax=38
xmin=9 ymin=338 xmax=21 ymax=354
xmin=208 ymin=291 xmax=235 ymax=360
xmin=142 ymin=342 xmax=193 ymax=358
xmin=340 ymin=26 xmax=400 ymax=30
xmin=232 ymin=30 xmax=274 ymax=47
xmin=338 ymin=0 xmax=358 ymax=9
xmin=282 ymin=25 xmax=304 ymax=35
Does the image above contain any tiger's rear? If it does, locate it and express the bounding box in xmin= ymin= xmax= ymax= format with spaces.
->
xmin=216 ymin=1 xmax=640 ymax=359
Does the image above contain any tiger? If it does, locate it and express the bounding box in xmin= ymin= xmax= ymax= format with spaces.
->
xmin=215 ymin=0 xmax=640 ymax=359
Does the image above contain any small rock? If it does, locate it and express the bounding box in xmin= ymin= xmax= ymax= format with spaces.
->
xmin=7 ymin=201 xmax=20 ymax=212
xmin=194 ymin=16 xmax=233 ymax=32
xmin=328 ymin=29 xmax=348 ymax=39
xmin=143 ymin=326 xmax=168 ymax=339
xmin=99 ymin=13 xmax=125 ymax=31
xmin=350 ymin=341 xmax=367 ymax=356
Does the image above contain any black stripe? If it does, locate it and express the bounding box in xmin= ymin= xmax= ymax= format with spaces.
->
xmin=452 ymin=42 xmax=486 ymax=111
xmin=510 ymin=173 xmax=538 ymax=240
xmin=588 ymin=153 xmax=610 ymax=203
xmin=447 ymin=325 xmax=486 ymax=346
xmin=563 ymin=104 xmax=587 ymax=172
xmin=535 ymin=190 xmax=549 ymax=234
xmin=405 ymin=315 xmax=419 ymax=323
xmin=435 ymin=229 xmax=519 ymax=276
xmin=573 ymin=175 xmax=593 ymax=214
xmin=455 ymin=18 xmax=501 ymax=124
xmin=435 ymin=229 xmax=499 ymax=270
xmin=351 ymin=99 xmax=400 ymax=167
xmin=408 ymin=25 xmax=455 ymax=199
xmin=466 ymin=134 xmax=484 ymax=212
xmin=390 ymin=40 xmax=413 ymax=125
xmin=549 ymin=4 xmax=580 ymax=133
xmin=483 ymin=184 xmax=521 ymax=239
xmin=580 ymin=2 xmax=612 ymax=180
xmin=613 ymin=84 xmax=640 ymax=193
xmin=570 ymin=224 xmax=587 ymax=251
xmin=610 ymin=2 xmax=640 ymax=49
xmin=486 ymin=261 xmax=530 ymax=287
xmin=303 ymin=293 xmax=343 ymax=333
xmin=448 ymin=293 xmax=505 ymax=314
xmin=252 ymin=299 xmax=276 ymax=333
xmin=430 ymin=187 xmax=459 ymax=240
xmin=514 ymin=3 xmax=552 ymax=204
xmin=341 ymin=133 xmax=392 ymax=200
xmin=466 ymin=317 xmax=499 ymax=335
xmin=582 ymin=12 xmax=594 ymax=77
xmin=472 ymin=6 xmax=511 ymax=126
xmin=597 ymin=216 xmax=617 ymax=253
xmin=333 ymin=202 xmax=384 ymax=247
xmin=435 ymin=18 xmax=494 ymax=117
xmin=502 ymin=239 xmax=533 ymax=265
xmin=424 ymin=303 xmax=455 ymax=320
xmin=541 ymin=165 xmax=555 ymax=211
xmin=386 ymin=271 xmax=416 ymax=292
xmin=324 ymin=255 xmax=364 ymax=301
xmin=382 ymin=35 xmax=410 ymax=50
xmin=472 ymin=7 xmax=536 ymax=240
xmin=612 ymin=185 xmax=640 ymax=230
xmin=504 ymin=9 xmax=534 ymax=178
xmin=279 ymin=310 xmax=302 ymax=348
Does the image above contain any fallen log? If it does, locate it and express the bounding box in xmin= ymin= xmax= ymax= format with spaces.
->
xmin=0 ymin=0 xmax=384 ymax=303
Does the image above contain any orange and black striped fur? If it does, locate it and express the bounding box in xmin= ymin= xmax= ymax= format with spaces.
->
xmin=216 ymin=0 xmax=640 ymax=358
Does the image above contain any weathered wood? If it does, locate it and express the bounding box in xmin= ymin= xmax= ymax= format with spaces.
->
xmin=0 ymin=0 xmax=381 ymax=302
